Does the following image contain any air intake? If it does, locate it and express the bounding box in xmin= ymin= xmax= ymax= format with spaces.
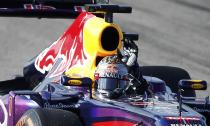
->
xmin=101 ymin=27 xmax=119 ymax=51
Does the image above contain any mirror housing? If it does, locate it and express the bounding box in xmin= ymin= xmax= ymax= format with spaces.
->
xmin=61 ymin=76 xmax=93 ymax=98
xmin=61 ymin=75 xmax=93 ymax=88
xmin=178 ymin=79 xmax=207 ymax=117
xmin=178 ymin=79 xmax=207 ymax=90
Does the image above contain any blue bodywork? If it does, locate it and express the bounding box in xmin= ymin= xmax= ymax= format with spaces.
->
xmin=0 ymin=76 xmax=207 ymax=126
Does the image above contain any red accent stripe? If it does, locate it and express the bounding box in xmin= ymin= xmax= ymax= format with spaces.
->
xmin=93 ymin=121 xmax=135 ymax=126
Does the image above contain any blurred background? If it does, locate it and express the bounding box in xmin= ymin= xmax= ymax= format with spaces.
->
xmin=0 ymin=0 xmax=209 ymax=96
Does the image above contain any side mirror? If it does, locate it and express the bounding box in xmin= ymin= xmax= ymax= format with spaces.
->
xmin=178 ymin=79 xmax=207 ymax=117
xmin=178 ymin=79 xmax=207 ymax=90
xmin=61 ymin=76 xmax=93 ymax=98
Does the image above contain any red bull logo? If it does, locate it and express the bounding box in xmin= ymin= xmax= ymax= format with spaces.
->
xmin=35 ymin=12 xmax=94 ymax=77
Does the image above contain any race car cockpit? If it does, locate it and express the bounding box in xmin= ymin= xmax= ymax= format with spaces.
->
xmin=94 ymin=54 xmax=149 ymax=99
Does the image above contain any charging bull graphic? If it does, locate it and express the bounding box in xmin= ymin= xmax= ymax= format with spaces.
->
xmin=30 ymin=12 xmax=123 ymax=82
xmin=35 ymin=12 xmax=94 ymax=77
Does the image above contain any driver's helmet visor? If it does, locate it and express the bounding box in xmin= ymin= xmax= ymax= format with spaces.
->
xmin=97 ymin=77 xmax=128 ymax=91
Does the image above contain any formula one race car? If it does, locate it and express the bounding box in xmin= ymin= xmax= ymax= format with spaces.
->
xmin=0 ymin=0 xmax=210 ymax=126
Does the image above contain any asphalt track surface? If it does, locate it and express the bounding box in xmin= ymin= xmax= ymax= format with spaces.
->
xmin=0 ymin=0 xmax=209 ymax=97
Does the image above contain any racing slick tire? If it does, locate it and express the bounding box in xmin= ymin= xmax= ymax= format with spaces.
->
xmin=141 ymin=66 xmax=196 ymax=97
xmin=16 ymin=108 xmax=83 ymax=126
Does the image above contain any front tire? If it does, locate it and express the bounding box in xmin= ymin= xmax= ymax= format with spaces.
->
xmin=16 ymin=108 xmax=82 ymax=126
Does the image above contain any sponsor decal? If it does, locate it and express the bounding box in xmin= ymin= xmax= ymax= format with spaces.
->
xmin=106 ymin=65 xmax=118 ymax=73
xmin=16 ymin=115 xmax=34 ymax=126
xmin=166 ymin=117 xmax=202 ymax=126
xmin=35 ymin=13 xmax=94 ymax=77
xmin=170 ymin=124 xmax=201 ymax=126
xmin=101 ymin=72 xmax=121 ymax=79
xmin=130 ymin=102 xmax=153 ymax=106
xmin=68 ymin=80 xmax=82 ymax=85
xmin=165 ymin=117 xmax=200 ymax=120
xmin=24 ymin=4 xmax=56 ymax=10
xmin=16 ymin=115 xmax=27 ymax=126
xmin=191 ymin=83 xmax=204 ymax=90
xmin=44 ymin=102 xmax=79 ymax=109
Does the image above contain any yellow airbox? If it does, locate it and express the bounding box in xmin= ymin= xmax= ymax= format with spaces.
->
xmin=65 ymin=16 xmax=123 ymax=80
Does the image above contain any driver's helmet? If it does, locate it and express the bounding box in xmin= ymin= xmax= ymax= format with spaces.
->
xmin=94 ymin=55 xmax=129 ymax=96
